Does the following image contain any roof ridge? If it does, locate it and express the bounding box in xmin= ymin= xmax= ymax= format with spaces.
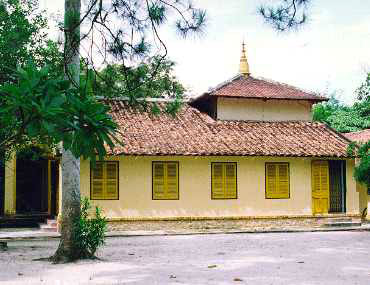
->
xmin=98 ymin=96 xmax=190 ymax=103
xmin=215 ymin=119 xmax=320 ymax=124
xmin=252 ymin=75 xmax=325 ymax=99
xmin=322 ymin=123 xmax=354 ymax=145
xmin=206 ymin=74 xmax=242 ymax=94
xmin=344 ymin=128 xmax=370 ymax=134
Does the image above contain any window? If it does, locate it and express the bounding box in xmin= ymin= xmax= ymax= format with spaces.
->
xmin=152 ymin=162 xmax=179 ymax=200
xmin=211 ymin=162 xmax=237 ymax=199
xmin=90 ymin=161 xmax=119 ymax=200
xmin=265 ymin=163 xmax=290 ymax=199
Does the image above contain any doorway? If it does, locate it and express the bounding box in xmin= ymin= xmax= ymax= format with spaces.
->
xmin=16 ymin=158 xmax=49 ymax=214
xmin=328 ymin=160 xmax=346 ymax=213
xmin=311 ymin=160 xmax=346 ymax=215
xmin=15 ymin=156 xmax=58 ymax=215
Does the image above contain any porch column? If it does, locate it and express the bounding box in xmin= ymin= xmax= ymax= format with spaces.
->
xmin=4 ymin=154 xmax=16 ymax=215
xmin=57 ymin=160 xmax=63 ymax=226
xmin=367 ymin=191 xmax=370 ymax=221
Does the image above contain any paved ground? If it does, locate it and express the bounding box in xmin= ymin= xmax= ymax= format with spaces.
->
xmin=0 ymin=231 xmax=369 ymax=285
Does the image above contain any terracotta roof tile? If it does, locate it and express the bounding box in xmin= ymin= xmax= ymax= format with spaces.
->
xmin=194 ymin=75 xmax=327 ymax=102
xmin=343 ymin=129 xmax=370 ymax=144
xmin=107 ymin=100 xmax=350 ymax=157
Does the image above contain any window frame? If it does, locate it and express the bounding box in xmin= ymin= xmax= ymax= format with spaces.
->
xmin=90 ymin=161 xmax=119 ymax=200
xmin=152 ymin=161 xmax=180 ymax=200
xmin=265 ymin=162 xmax=290 ymax=199
xmin=211 ymin=162 xmax=238 ymax=200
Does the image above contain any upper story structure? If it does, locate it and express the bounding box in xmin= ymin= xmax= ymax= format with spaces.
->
xmin=191 ymin=42 xmax=328 ymax=121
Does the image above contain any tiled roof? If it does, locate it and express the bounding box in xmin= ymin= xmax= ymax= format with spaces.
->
xmin=107 ymin=100 xmax=350 ymax=157
xmin=193 ymin=75 xmax=327 ymax=102
xmin=343 ymin=129 xmax=370 ymax=144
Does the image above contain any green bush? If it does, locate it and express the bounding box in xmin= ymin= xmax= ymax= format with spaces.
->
xmin=354 ymin=143 xmax=370 ymax=187
xmin=73 ymin=197 xmax=107 ymax=259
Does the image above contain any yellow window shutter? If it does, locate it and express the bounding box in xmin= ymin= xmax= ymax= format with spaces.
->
xmin=212 ymin=163 xmax=237 ymax=199
xmin=153 ymin=163 xmax=165 ymax=199
xmin=153 ymin=162 xmax=179 ymax=200
xmin=266 ymin=164 xmax=277 ymax=198
xmin=312 ymin=161 xmax=329 ymax=197
xmin=212 ymin=163 xmax=224 ymax=199
xmin=225 ymin=163 xmax=237 ymax=199
xmin=277 ymin=164 xmax=289 ymax=198
xmin=319 ymin=162 xmax=329 ymax=195
xmin=312 ymin=160 xmax=330 ymax=214
xmin=266 ymin=163 xmax=289 ymax=199
xmin=312 ymin=161 xmax=321 ymax=195
xmin=165 ymin=163 xmax=179 ymax=199
xmin=91 ymin=162 xmax=104 ymax=199
xmin=105 ymin=162 xmax=118 ymax=199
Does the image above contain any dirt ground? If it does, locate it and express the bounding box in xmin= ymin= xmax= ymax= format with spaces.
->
xmin=1 ymin=231 xmax=369 ymax=285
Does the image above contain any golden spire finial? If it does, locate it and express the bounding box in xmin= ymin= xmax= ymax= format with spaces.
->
xmin=239 ymin=40 xmax=250 ymax=77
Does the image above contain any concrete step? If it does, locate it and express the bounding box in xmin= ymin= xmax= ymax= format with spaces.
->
xmin=324 ymin=221 xmax=362 ymax=227
xmin=39 ymin=224 xmax=58 ymax=232
xmin=46 ymin=219 xmax=57 ymax=227
xmin=325 ymin=218 xmax=353 ymax=223
xmin=322 ymin=218 xmax=362 ymax=228
xmin=39 ymin=219 xmax=58 ymax=232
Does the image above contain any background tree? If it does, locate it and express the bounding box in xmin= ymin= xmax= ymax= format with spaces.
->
xmin=0 ymin=0 xmax=64 ymax=163
xmin=56 ymin=0 xmax=206 ymax=262
xmin=94 ymin=56 xmax=186 ymax=113
xmin=313 ymin=74 xmax=370 ymax=132
xmin=54 ymin=0 xmax=82 ymax=263
xmin=0 ymin=0 xmax=63 ymax=82
xmin=1 ymin=0 xmax=203 ymax=262
xmin=312 ymin=93 xmax=343 ymax=124
xmin=259 ymin=0 xmax=311 ymax=31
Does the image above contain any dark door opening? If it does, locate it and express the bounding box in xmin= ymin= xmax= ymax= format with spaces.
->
xmin=16 ymin=158 xmax=49 ymax=214
xmin=329 ymin=160 xmax=346 ymax=213
xmin=15 ymin=157 xmax=59 ymax=216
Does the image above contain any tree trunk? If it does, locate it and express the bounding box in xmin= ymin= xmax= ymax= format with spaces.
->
xmin=52 ymin=0 xmax=81 ymax=263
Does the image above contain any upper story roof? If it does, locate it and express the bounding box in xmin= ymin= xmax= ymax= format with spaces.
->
xmin=192 ymin=74 xmax=328 ymax=104
xmin=107 ymin=100 xmax=351 ymax=158
xmin=192 ymin=42 xmax=328 ymax=105
xmin=343 ymin=129 xmax=370 ymax=143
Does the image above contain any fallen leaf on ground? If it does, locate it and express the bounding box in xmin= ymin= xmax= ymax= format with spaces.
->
xmin=169 ymin=275 xmax=176 ymax=279
xmin=233 ymin=278 xmax=243 ymax=282
xmin=208 ymin=265 xmax=217 ymax=268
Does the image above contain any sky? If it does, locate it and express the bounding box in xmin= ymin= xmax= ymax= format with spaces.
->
xmin=40 ymin=0 xmax=370 ymax=104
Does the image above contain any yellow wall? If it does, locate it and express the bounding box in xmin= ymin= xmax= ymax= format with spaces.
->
xmin=367 ymin=194 xmax=370 ymax=221
xmin=80 ymin=156 xmax=360 ymax=220
xmin=217 ymin=98 xmax=313 ymax=121
xmin=4 ymin=154 xmax=16 ymax=214
xmin=358 ymin=182 xmax=368 ymax=218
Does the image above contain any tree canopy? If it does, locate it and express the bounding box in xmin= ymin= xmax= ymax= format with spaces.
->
xmin=0 ymin=0 xmax=194 ymax=164
xmin=259 ymin=0 xmax=310 ymax=31
xmin=0 ymin=63 xmax=118 ymax=163
xmin=0 ymin=0 xmax=63 ymax=82
xmin=313 ymin=75 xmax=370 ymax=133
